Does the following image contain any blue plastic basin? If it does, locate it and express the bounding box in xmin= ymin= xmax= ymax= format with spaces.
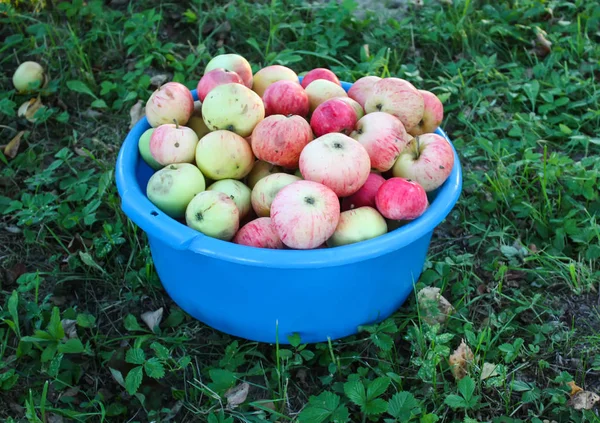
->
xmin=115 ymin=79 xmax=462 ymax=344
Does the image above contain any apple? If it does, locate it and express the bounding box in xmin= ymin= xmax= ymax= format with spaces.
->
xmin=262 ymin=80 xmax=309 ymax=117
xmin=375 ymin=177 xmax=428 ymax=220
xmin=251 ymin=173 xmax=302 ymax=217
xmin=187 ymin=101 xmax=211 ymax=139
xmin=310 ymin=98 xmax=357 ymax=137
xmin=147 ymin=163 xmax=206 ymax=218
xmin=138 ymin=128 xmax=162 ymax=171
xmin=252 ymin=65 xmax=298 ymax=97
xmin=299 ymin=133 xmax=370 ymax=197
xmin=409 ymin=90 xmax=444 ymax=136
xmin=347 ymin=76 xmax=380 ymax=109
xmin=251 ymin=114 xmax=313 ymax=168
xmin=201 ymin=83 xmax=265 ymax=137
xmin=300 ymin=68 xmax=341 ymax=88
xmin=233 ymin=217 xmax=284 ymax=249
xmin=197 ymin=68 xmax=244 ymax=102
xmin=327 ymin=206 xmax=387 ymax=247
xmin=205 ymin=53 xmax=253 ymax=88
xmin=246 ymin=160 xmax=283 ymax=189
xmin=145 ymin=82 xmax=194 ymax=127
xmin=149 ymin=123 xmax=198 ymax=166
xmin=12 ymin=61 xmax=47 ymax=93
xmin=350 ymin=112 xmax=409 ymax=172
xmin=341 ymin=173 xmax=386 ymax=211
xmin=305 ymin=79 xmax=348 ymax=113
xmin=207 ymin=179 xmax=252 ymax=219
xmin=185 ymin=191 xmax=239 ymax=241
xmin=335 ymin=97 xmax=364 ymax=120
xmin=271 ymin=180 xmax=340 ymax=249
xmin=392 ymin=133 xmax=454 ymax=192
xmin=364 ymin=78 xmax=424 ymax=133
xmin=195 ymin=130 xmax=254 ymax=180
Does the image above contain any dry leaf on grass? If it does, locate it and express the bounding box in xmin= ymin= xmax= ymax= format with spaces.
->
xmin=61 ymin=319 xmax=78 ymax=340
xmin=4 ymin=130 xmax=26 ymax=159
xmin=568 ymin=390 xmax=600 ymax=410
xmin=481 ymin=362 xmax=500 ymax=381
xmin=449 ymin=339 xmax=474 ymax=380
xmin=225 ymin=382 xmax=250 ymax=408
xmin=531 ymin=30 xmax=552 ymax=57
xmin=141 ymin=308 xmax=163 ymax=332
xmin=129 ymin=99 xmax=145 ymax=129
xmin=568 ymin=381 xmax=583 ymax=396
xmin=18 ymin=97 xmax=44 ymax=123
xmin=150 ymin=74 xmax=169 ymax=87
xmin=417 ymin=287 xmax=455 ymax=325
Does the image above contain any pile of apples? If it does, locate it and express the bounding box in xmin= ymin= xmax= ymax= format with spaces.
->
xmin=139 ymin=53 xmax=454 ymax=250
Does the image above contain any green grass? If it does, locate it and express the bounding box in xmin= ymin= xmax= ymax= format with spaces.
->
xmin=1 ymin=0 xmax=599 ymax=422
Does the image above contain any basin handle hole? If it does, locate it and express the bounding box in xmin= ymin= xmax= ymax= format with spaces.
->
xmin=151 ymin=211 xmax=158 ymax=216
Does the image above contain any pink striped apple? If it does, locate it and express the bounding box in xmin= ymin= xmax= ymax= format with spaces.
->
xmin=375 ymin=177 xmax=428 ymax=220
xmin=271 ymin=180 xmax=340 ymax=249
xmin=149 ymin=123 xmax=198 ymax=166
xmin=348 ymin=76 xmax=381 ymax=109
xmin=305 ymin=79 xmax=348 ymax=113
xmin=204 ymin=54 xmax=253 ymax=88
xmin=341 ymin=173 xmax=386 ymax=211
xmin=252 ymin=65 xmax=298 ymax=97
xmin=299 ymin=133 xmax=370 ymax=197
xmin=310 ymin=98 xmax=357 ymax=137
xmin=197 ymin=68 xmax=244 ymax=102
xmin=233 ymin=217 xmax=284 ymax=249
xmin=301 ymin=68 xmax=341 ymax=88
xmin=145 ymin=82 xmax=194 ymax=127
xmin=365 ymin=78 xmax=424 ymax=133
xmin=335 ymin=97 xmax=364 ymax=120
xmin=409 ymin=90 xmax=444 ymax=136
xmin=262 ymin=80 xmax=309 ymax=117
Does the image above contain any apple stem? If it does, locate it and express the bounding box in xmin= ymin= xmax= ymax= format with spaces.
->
xmin=415 ymin=136 xmax=421 ymax=159
xmin=173 ymin=119 xmax=179 ymax=129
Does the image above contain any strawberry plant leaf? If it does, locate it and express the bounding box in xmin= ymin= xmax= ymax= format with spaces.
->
xmin=367 ymin=377 xmax=391 ymax=401
xmin=343 ymin=379 xmax=366 ymax=408
xmin=388 ymin=391 xmax=421 ymax=420
xmin=126 ymin=348 xmax=146 ymax=365
xmin=125 ymin=366 xmax=144 ymax=395
xmin=144 ymin=358 xmax=165 ymax=379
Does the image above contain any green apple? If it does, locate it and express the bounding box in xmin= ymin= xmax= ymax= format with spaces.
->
xmin=185 ymin=191 xmax=240 ymax=241
xmin=201 ymin=83 xmax=265 ymax=137
xmin=138 ymin=128 xmax=162 ymax=170
xmin=13 ymin=61 xmax=47 ymax=93
xmin=251 ymin=173 xmax=301 ymax=217
xmin=207 ymin=179 xmax=252 ymax=219
xmin=195 ymin=130 xmax=255 ymax=180
xmin=246 ymin=160 xmax=283 ymax=188
xmin=147 ymin=163 xmax=206 ymax=218
xmin=327 ymin=206 xmax=387 ymax=247
xmin=187 ymin=101 xmax=211 ymax=139
xmin=252 ymin=65 xmax=298 ymax=97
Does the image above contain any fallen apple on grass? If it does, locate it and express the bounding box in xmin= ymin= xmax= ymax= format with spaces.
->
xmin=262 ymin=80 xmax=309 ymax=117
xmin=12 ymin=61 xmax=47 ymax=93
xmin=145 ymin=82 xmax=194 ymax=127
xmin=201 ymin=83 xmax=265 ymax=137
xmin=375 ymin=177 xmax=429 ymax=221
xmin=251 ymin=114 xmax=313 ymax=168
xmin=251 ymin=173 xmax=302 ymax=217
xmin=299 ymin=132 xmax=371 ymax=197
xmin=195 ymin=130 xmax=255 ymax=180
xmin=300 ymin=68 xmax=341 ymax=88
xmin=327 ymin=206 xmax=388 ymax=247
xmin=271 ymin=180 xmax=340 ymax=249
xmin=392 ymin=133 xmax=454 ymax=192
xmin=350 ymin=111 xmax=409 ymax=172
xmin=310 ymin=98 xmax=357 ymax=137
xmin=233 ymin=217 xmax=284 ymax=249
xmin=197 ymin=68 xmax=244 ymax=102
xmin=149 ymin=123 xmax=198 ymax=166
xmin=185 ymin=191 xmax=240 ymax=241
xmin=147 ymin=163 xmax=206 ymax=219
xmin=204 ymin=53 xmax=254 ymax=88
xmin=252 ymin=65 xmax=298 ymax=97
xmin=207 ymin=179 xmax=252 ymax=220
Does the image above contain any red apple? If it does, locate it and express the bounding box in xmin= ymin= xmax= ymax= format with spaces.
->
xmin=197 ymin=68 xmax=244 ymax=102
xmin=251 ymin=115 xmax=314 ymax=168
xmin=409 ymin=90 xmax=444 ymax=136
xmin=348 ymin=76 xmax=381 ymax=109
xmin=233 ymin=217 xmax=284 ymax=249
xmin=375 ymin=177 xmax=428 ymax=220
xmin=299 ymin=133 xmax=371 ymax=197
xmin=365 ymin=78 xmax=424 ymax=133
xmin=205 ymin=53 xmax=253 ymax=88
xmin=149 ymin=123 xmax=198 ymax=165
xmin=271 ymin=180 xmax=340 ymax=249
xmin=335 ymin=97 xmax=364 ymax=120
xmin=252 ymin=65 xmax=298 ymax=97
xmin=310 ymin=98 xmax=357 ymax=137
xmin=145 ymin=82 xmax=195 ymax=127
xmin=341 ymin=173 xmax=386 ymax=211
xmin=301 ymin=68 xmax=341 ymax=88
xmin=392 ymin=133 xmax=454 ymax=192
xmin=350 ymin=112 xmax=410 ymax=172
xmin=262 ymin=80 xmax=309 ymax=117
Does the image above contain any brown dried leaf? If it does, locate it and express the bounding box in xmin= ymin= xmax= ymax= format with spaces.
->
xmin=531 ymin=31 xmax=552 ymax=57
xmin=225 ymin=382 xmax=250 ymax=408
xmin=417 ymin=287 xmax=455 ymax=325
xmin=4 ymin=130 xmax=25 ymax=159
xmin=568 ymin=390 xmax=600 ymax=410
xmin=18 ymin=97 xmax=44 ymax=123
xmin=61 ymin=319 xmax=78 ymax=340
xmin=568 ymin=381 xmax=583 ymax=396
xmin=129 ymin=100 xmax=145 ymax=129
xmin=141 ymin=308 xmax=163 ymax=332
xmin=449 ymin=339 xmax=474 ymax=380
